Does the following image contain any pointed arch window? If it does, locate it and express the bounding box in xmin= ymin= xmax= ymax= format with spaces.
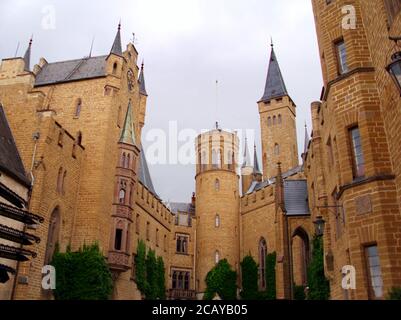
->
xmin=259 ymin=238 xmax=267 ymax=289
xmin=201 ymin=151 xmax=207 ymax=171
xmin=267 ymin=117 xmax=272 ymax=127
xmin=215 ymin=250 xmax=220 ymax=264
xmin=273 ymin=116 xmax=277 ymax=125
xmin=212 ymin=149 xmax=221 ymax=169
xmin=75 ymin=99 xmax=82 ymax=118
xmin=215 ymin=179 xmax=220 ymax=191
xmin=44 ymin=207 xmax=61 ymax=265
xmin=215 ymin=214 xmax=220 ymax=228
xmin=278 ymin=114 xmax=282 ymax=125
xmin=112 ymin=62 xmax=118 ymax=75
xmin=274 ymin=143 xmax=280 ymax=155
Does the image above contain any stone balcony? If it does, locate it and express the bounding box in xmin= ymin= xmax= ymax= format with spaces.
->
xmin=108 ymin=250 xmax=130 ymax=272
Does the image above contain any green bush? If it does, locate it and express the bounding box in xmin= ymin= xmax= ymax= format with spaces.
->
xmin=145 ymin=249 xmax=158 ymax=300
xmin=294 ymin=285 xmax=306 ymax=300
xmin=265 ymin=252 xmax=277 ymax=300
xmin=51 ymin=243 xmax=113 ymax=300
xmin=387 ymin=287 xmax=401 ymax=300
xmin=240 ymin=255 xmax=259 ymax=300
xmin=204 ymin=259 xmax=237 ymax=300
xmin=307 ymin=236 xmax=330 ymax=300
xmin=135 ymin=240 xmax=147 ymax=294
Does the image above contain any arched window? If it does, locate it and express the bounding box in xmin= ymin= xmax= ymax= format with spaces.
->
xmin=75 ymin=99 xmax=82 ymax=117
xmin=56 ymin=167 xmax=63 ymax=193
xmin=274 ymin=143 xmax=280 ymax=155
xmin=62 ymin=170 xmax=67 ymax=194
xmin=201 ymin=151 xmax=207 ymax=171
xmin=278 ymin=114 xmax=282 ymax=125
xmin=126 ymin=153 xmax=131 ymax=169
xmin=273 ymin=116 xmax=277 ymax=125
xmin=119 ymin=189 xmax=126 ymax=204
xmin=215 ymin=179 xmax=220 ymax=191
xmin=44 ymin=207 xmax=61 ymax=265
xmin=215 ymin=250 xmax=220 ymax=264
xmin=267 ymin=117 xmax=272 ymax=127
xmin=215 ymin=214 xmax=220 ymax=228
xmin=259 ymin=238 xmax=267 ymax=289
xmin=212 ymin=149 xmax=220 ymax=169
xmin=112 ymin=62 xmax=118 ymax=75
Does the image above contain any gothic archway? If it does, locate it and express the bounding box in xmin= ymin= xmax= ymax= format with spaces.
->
xmin=258 ymin=238 xmax=267 ymax=290
xmin=44 ymin=207 xmax=61 ymax=265
xmin=291 ymin=227 xmax=310 ymax=286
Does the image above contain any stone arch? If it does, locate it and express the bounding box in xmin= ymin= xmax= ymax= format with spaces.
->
xmin=291 ymin=227 xmax=310 ymax=286
xmin=44 ymin=206 xmax=62 ymax=265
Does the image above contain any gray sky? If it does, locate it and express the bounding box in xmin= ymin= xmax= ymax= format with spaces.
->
xmin=0 ymin=0 xmax=323 ymax=203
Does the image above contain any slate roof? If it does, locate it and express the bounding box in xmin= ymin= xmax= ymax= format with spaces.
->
xmin=246 ymin=165 xmax=303 ymax=194
xmin=34 ymin=55 xmax=108 ymax=87
xmin=138 ymin=144 xmax=158 ymax=198
xmin=260 ymin=46 xmax=288 ymax=102
xmin=138 ymin=64 xmax=148 ymax=96
xmin=23 ymin=39 xmax=32 ymax=72
xmin=242 ymin=138 xmax=252 ymax=168
xmin=283 ymin=180 xmax=310 ymax=215
xmin=110 ymin=24 xmax=123 ymax=56
xmin=0 ymin=105 xmax=30 ymax=187
xmin=169 ymin=202 xmax=192 ymax=214
xmin=119 ymin=101 xmax=136 ymax=145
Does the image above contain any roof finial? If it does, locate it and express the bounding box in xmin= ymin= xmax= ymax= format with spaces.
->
xmin=118 ymin=19 xmax=121 ymax=31
xmin=29 ymin=34 xmax=33 ymax=47
xmin=141 ymin=59 xmax=144 ymax=70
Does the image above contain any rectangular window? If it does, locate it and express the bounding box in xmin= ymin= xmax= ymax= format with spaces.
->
xmin=176 ymin=235 xmax=188 ymax=254
xmin=365 ymin=245 xmax=383 ymax=299
xmin=385 ymin=0 xmax=401 ymax=25
xmin=115 ymin=229 xmax=123 ymax=251
xmin=335 ymin=39 xmax=349 ymax=75
xmin=349 ymin=126 xmax=365 ymax=178
xmin=172 ymin=271 xmax=190 ymax=290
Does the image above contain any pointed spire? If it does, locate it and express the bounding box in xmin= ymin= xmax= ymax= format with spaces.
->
xmin=242 ymin=137 xmax=252 ymax=168
xmin=253 ymin=143 xmax=262 ymax=175
xmin=303 ymin=123 xmax=310 ymax=156
xmin=110 ymin=21 xmax=122 ymax=56
xmin=138 ymin=61 xmax=148 ymax=96
xmin=23 ymin=36 xmax=33 ymax=72
xmin=260 ymin=42 xmax=288 ymax=102
xmin=119 ymin=100 xmax=136 ymax=145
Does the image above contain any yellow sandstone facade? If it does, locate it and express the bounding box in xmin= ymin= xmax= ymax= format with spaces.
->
xmin=1 ymin=1 xmax=401 ymax=300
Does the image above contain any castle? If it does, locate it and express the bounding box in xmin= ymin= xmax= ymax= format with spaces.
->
xmin=1 ymin=0 xmax=401 ymax=300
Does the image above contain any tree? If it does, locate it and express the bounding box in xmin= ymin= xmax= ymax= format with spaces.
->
xmin=135 ymin=240 xmax=147 ymax=294
xmin=51 ymin=243 xmax=113 ymax=300
xmin=265 ymin=252 xmax=277 ymax=300
xmin=307 ymin=236 xmax=330 ymax=300
xmin=204 ymin=259 xmax=237 ymax=300
xmin=240 ymin=255 xmax=259 ymax=300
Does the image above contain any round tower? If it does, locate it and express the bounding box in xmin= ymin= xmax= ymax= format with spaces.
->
xmin=194 ymin=128 xmax=240 ymax=297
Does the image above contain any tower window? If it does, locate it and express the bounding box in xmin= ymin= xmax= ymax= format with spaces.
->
xmin=274 ymin=143 xmax=280 ymax=155
xmin=215 ymin=250 xmax=220 ymax=264
xmin=267 ymin=117 xmax=272 ymax=127
xmin=349 ymin=126 xmax=365 ymax=178
xmin=273 ymin=116 xmax=277 ymax=125
xmin=335 ymin=39 xmax=349 ymax=75
xmin=215 ymin=214 xmax=220 ymax=228
xmin=215 ymin=179 xmax=220 ymax=191
xmin=212 ymin=149 xmax=221 ymax=169
xmin=278 ymin=114 xmax=282 ymax=125
xmin=119 ymin=189 xmax=126 ymax=204
xmin=112 ymin=62 xmax=118 ymax=75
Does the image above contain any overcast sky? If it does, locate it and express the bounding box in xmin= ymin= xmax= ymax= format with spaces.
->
xmin=0 ymin=0 xmax=323 ymax=203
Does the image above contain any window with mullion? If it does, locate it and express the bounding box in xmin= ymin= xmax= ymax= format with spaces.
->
xmin=336 ymin=40 xmax=349 ymax=75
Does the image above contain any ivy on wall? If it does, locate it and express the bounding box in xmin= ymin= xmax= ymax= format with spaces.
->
xmin=307 ymin=236 xmax=330 ymax=300
xmin=51 ymin=243 xmax=113 ymax=300
xmin=265 ymin=252 xmax=277 ymax=300
xmin=204 ymin=259 xmax=237 ymax=300
xmin=240 ymin=255 xmax=259 ymax=300
xmin=134 ymin=240 xmax=166 ymax=300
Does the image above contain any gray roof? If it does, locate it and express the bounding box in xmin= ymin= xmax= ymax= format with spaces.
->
xmin=284 ymin=180 xmax=310 ymax=216
xmin=110 ymin=25 xmax=122 ymax=56
xmin=0 ymin=105 xmax=30 ymax=187
xmin=169 ymin=202 xmax=192 ymax=214
xmin=242 ymin=138 xmax=252 ymax=168
xmin=253 ymin=144 xmax=261 ymax=175
xmin=246 ymin=165 xmax=303 ymax=194
xmin=119 ymin=101 xmax=136 ymax=145
xmin=138 ymin=144 xmax=158 ymax=198
xmin=34 ymin=55 xmax=107 ymax=87
xmin=260 ymin=46 xmax=288 ymax=102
